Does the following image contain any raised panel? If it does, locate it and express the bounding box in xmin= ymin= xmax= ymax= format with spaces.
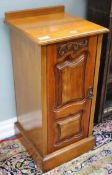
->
xmin=54 ymin=98 xmax=87 ymax=119
xmin=56 ymin=51 xmax=88 ymax=107
xmin=56 ymin=112 xmax=82 ymax=141
xmin=47 ymin=36 xmax=98 ymax=153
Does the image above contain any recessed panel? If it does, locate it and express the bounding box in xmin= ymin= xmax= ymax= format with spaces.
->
xmin=56 ymin=52 xmax=88 ymax=107
xmin=56 ymin=112 xmax=82 ymax=141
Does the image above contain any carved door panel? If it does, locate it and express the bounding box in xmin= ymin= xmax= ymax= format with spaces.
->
xmin=47 ymin=36 xmax=97 ymax=153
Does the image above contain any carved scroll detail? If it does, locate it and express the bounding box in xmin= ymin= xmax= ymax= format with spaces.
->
xmin=57 ymin=39 xmax=88 ymax=58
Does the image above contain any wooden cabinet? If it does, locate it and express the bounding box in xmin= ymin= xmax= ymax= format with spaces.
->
xmin=87 ymin=0 xmax=112 ymax=122
xmin=5 ymin=6 xmax=108 ymax=172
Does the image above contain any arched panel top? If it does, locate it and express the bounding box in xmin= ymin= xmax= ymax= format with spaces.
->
xmin=56 ymin=51 xmax=89 ymax=70
xmin=55 ymin=51 xmax=89 ymax=107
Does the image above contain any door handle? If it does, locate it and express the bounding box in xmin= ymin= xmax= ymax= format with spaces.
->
xmin=87 ymin=87 xmax=94 ymax=99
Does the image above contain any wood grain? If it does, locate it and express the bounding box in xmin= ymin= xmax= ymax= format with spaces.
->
xmin=56 ymin=113 xmax=82 ymax=141
xmin=56 ymin=52 xmax=87 ymax=106
xmin=16 ymin=122 xmax=94 ymax=172
xmin=43 ymin=136 xmax=94 ymax=172
xmin=47 ymin=36 xmax=97 ymax=152
xmin=89 ymin=34 xmax=103 ymax=135
xmin=6 ymin=6 xmax=108 ymax=172
xmin=41 ymin=46 xmax=48 ymax=155
xmin=5 ymin=5 xmax=64 ymax=20
xmin=11 ymin=30 xmax=45 ymax=156
xmin=5 ymin=6 xmax=109 ymax=45
xmin=15 ymin=122 xmax=43 ymax=170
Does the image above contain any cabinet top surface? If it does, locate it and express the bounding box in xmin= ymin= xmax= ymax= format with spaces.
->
xmin=5 ymin=6 xmax=109 ymax=45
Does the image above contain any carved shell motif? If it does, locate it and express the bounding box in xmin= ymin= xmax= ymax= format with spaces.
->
xmin=57 ymin=39 xmax=88 ymax=58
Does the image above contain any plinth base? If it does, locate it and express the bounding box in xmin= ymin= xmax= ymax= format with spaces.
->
xmin=15 ymin=122 xmax=94 ymax=172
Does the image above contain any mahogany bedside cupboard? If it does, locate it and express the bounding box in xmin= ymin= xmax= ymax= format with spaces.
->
xmin=5 ymin=6 xmax=109 ymax=172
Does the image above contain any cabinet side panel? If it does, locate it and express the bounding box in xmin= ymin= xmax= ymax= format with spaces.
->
xmin=11 ymin=30 xmax=44 ymax=155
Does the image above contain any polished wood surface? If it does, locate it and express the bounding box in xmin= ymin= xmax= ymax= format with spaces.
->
xmin=5 ymin=5 xmax=64 ymax=20
xmin=5 ymin=6 xmax=108 ymax=172
xmin=47 ymin=36 xmax=97 ymax=152
xmin=15 ymin=122 xmax=43 ymax=170
xmin=56 ymin=113 xmax=82 ymax=141
xmin=43 ymin=136 xmax=94 ymax=171
xmin=5 ymin=6 xmax=108 ymax=45
xmin=41 ymin=46 xmax=48 ymax=155
xmin=89 ymin=34 xmax=103 ymax=135
xmin=11 ymin=30 xmax=47 ymax=156
xmin=16 ymin=123 xmax=94 ymax=172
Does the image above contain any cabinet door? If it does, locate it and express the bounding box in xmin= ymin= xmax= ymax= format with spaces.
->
xmin=47 ymin=36 xmax=97 ymax=153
